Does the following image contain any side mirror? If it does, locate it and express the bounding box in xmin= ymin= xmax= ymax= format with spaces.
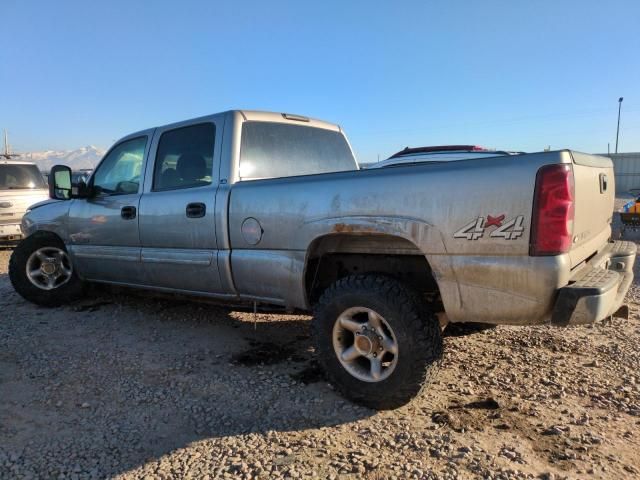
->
xmin=49 ymin=166 xmax=92 ymax=199
xmin=49 ymin=165 xmax=72 ymax=200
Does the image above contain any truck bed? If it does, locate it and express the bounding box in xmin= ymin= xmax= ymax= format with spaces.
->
xmin=226 ymin=150 xmax=614 ymax=324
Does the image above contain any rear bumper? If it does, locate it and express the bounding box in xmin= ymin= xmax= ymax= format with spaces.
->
xmin=0 ymin=223 xmax=23 ymax=241
xmin=552 ymin=240 xmax=636 ymax=326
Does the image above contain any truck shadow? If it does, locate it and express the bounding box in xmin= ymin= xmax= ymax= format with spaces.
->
xmin=0 ymin=279 xmax=373 ymax=478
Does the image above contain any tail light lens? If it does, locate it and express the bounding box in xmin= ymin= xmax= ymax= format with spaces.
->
xmin=530 ymin=164 xmax=574 ymax=256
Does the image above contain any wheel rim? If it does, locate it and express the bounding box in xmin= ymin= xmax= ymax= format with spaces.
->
xmin=332 ymin=306 xmax=399 ymax=383
xmin=25 ymin=247 xmax=73 ymax=291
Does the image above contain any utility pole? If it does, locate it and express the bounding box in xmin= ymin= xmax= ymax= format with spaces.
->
xmin=615 ymin=97 xmax=624 ymax=154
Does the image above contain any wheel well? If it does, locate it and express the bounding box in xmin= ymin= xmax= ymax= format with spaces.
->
xmin=31 ymin=230 xmax=64 ymax=242
xmin=305 ymin=234 xmax=441 ymax=307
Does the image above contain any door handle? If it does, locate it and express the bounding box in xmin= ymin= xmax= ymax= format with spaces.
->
xmin=186 ymin=202 xmax=206 ymax=218
xmin=121 ymin=206 xmax=137 ymax=220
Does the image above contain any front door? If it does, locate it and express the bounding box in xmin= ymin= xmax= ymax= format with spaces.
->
xmin=138 ymin=118 xmax=223 ymax=293
xmin=67 ymin=132 xmax=153 ymax=284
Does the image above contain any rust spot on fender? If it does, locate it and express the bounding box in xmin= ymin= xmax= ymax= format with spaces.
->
xmin=333 ymin=223 xmax=350 ymax=233
xmin=332 ymin=223 xmax=378 ymax=234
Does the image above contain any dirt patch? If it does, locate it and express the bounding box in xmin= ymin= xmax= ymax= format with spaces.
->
xmin=231 ymin=341 xmax=305 ymax=366
xmin=70 ymin=299 xmax=113 ymax=312
xmin=460 ymin=397 xmax=501 ymax=410
xmin=1 ymin=229 xmax=640 ymax=480
xmin=290 ymin=361 xmax=325 ymax=384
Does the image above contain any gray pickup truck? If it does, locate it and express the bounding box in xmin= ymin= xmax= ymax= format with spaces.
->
xmin=9 ymin=110 xmax=636 ymax=409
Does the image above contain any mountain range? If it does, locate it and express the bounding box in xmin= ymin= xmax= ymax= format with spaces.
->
xmin=19 ymin=146 xmax=106 ymax=171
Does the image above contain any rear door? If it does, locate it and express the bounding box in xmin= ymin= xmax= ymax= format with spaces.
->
xmin=569 ymin=151 xmax=615 ymax=267
xmin=137 ymin=116 xmax=224 ymax=293
xmin=67 ymin=132 xmax=153 ymax=283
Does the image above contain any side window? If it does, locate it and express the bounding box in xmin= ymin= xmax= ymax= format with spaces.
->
xmin=92 ymin=137 xmax=147 ymax=195
xmin=153 ymin=123 xmax=216 ymax=191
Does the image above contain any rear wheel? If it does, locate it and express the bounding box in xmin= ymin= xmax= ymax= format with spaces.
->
xmin=312 ymin=274 xmax=442 ymax=410
xmin=9 ymin=232 xmax=85 ymax=307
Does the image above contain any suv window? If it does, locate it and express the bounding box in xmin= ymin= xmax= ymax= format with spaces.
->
xmin=92 ymin=137 xmax=147 ymax=195
xmin=153 ymin=123 xmax=215 ymax=191
xmin=239 ymin=122 xmax=357 ymax=180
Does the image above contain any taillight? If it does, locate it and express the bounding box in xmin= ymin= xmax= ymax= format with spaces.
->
xmin=530 ymin=164 xmax=574 ymax=256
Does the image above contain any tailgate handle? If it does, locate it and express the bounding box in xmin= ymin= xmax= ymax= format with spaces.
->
xmin=600 ymin=173 xmax=608 ymax=193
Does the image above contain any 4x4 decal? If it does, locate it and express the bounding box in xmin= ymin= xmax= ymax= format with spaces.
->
xmin=454 ymin=214 xmax=525 ymax=240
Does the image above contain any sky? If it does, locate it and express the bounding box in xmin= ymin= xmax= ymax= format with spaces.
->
xmin=1 ymin=0 xmax=639 ymax=163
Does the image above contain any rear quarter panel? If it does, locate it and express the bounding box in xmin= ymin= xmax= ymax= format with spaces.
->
xmin=227 ymin=151 xmax=575 ymax=323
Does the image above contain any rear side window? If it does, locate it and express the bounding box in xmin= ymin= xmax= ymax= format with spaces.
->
xmin=153 ymin=123 xmax=216 ymax=191
xmin=239 ymin=122 xmax=356 ymax=180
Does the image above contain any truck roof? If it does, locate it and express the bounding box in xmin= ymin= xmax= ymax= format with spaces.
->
xmin=114 ymin=110 xmax=345 ymax=149
xmin=235 ymin=110 xmax=342 ymax=132
xmin=0 ymin=159 xmax=39 ymax=166
xmin=141 ymin=110 xmax=342 ymax=136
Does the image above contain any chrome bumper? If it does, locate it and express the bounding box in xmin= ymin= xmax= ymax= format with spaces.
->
xmin=552 ymin=241 xmax=636 ymax=326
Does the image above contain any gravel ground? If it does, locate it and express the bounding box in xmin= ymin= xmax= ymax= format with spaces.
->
xmin=1 ymin=211 xmax=639 ymax=479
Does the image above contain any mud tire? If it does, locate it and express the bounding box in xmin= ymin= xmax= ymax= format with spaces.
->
xmin=312 ymin=274 xmax=442 ymax=410
xmin=9 ymin=232 xmax=85 ymax=307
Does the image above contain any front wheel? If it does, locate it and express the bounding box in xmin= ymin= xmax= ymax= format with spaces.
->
xmin=9 ymin=232 xmax=85 ymax=307
xmin=312 ymin=274 xmax=442 ymax=410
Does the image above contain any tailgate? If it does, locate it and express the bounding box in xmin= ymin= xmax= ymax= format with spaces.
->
xmin=569 ymin=151 xmax=614 ymax=268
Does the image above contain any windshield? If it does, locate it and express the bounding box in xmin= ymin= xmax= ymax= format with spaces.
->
xmin=0 ymin=164 xmax=47 ymax=190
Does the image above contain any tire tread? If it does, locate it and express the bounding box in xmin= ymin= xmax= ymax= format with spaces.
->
xmin=312 ymin=273 xmax=442 ymax=410
xmin=9 ymin=232 xmax=85 ymax=307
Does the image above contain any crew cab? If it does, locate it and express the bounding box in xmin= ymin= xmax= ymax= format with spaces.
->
xmin=9 ymin=110 xmax=635 ymax=409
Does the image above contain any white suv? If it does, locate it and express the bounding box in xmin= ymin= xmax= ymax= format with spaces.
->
xmin=0 ymin=160 xmax=49 ymax=241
